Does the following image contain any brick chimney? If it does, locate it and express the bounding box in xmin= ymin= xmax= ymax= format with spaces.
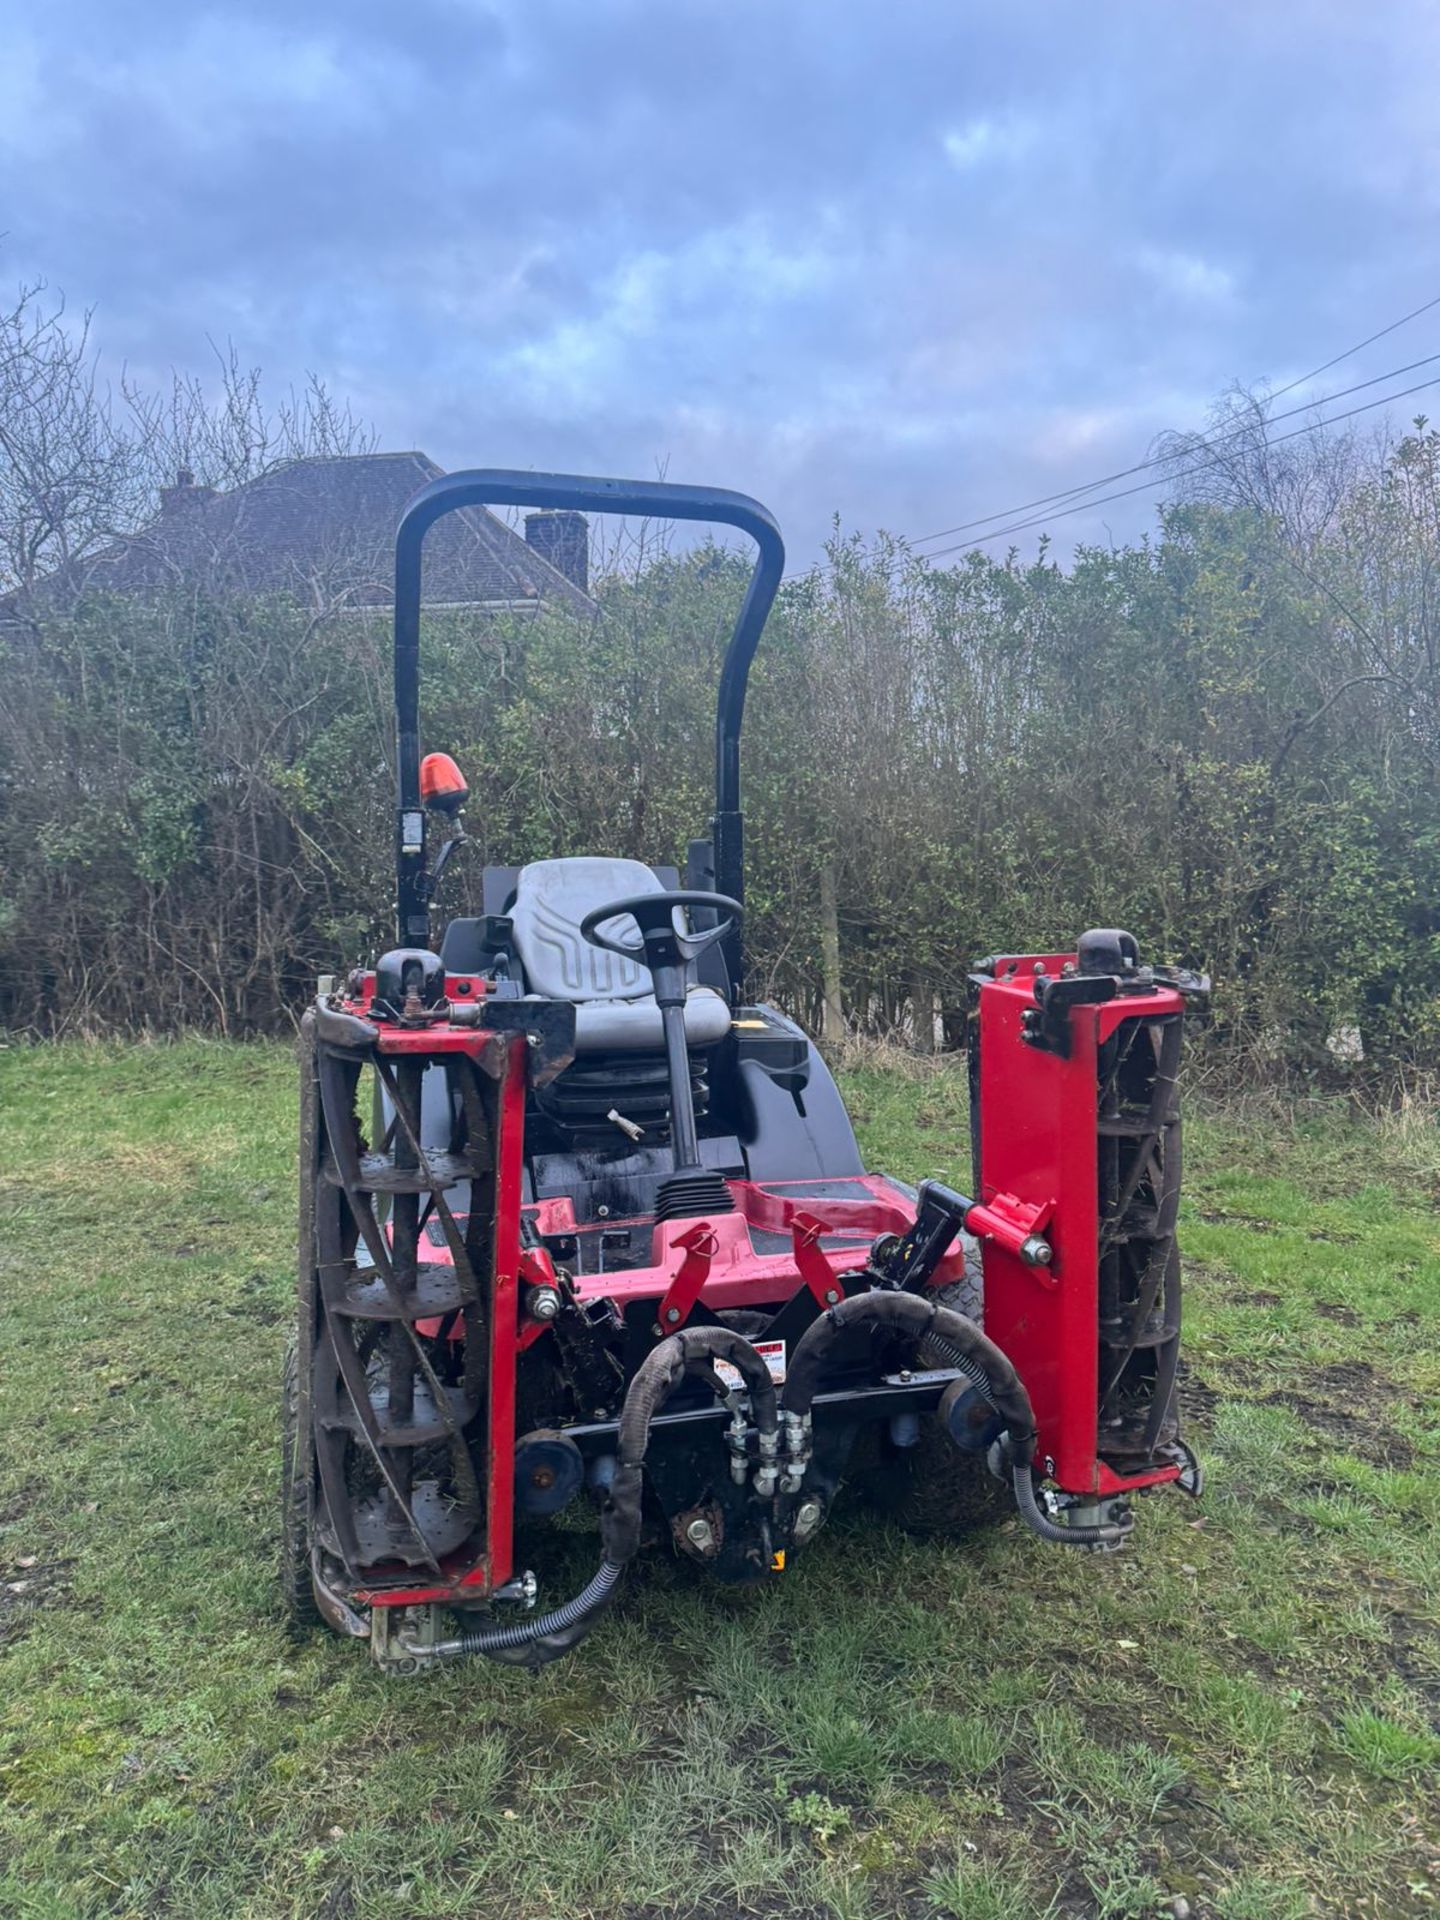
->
xmin=160 ymin=466 xmax=219 ymax=514
xmin=524 ymin=509 xmax=589 ymax=594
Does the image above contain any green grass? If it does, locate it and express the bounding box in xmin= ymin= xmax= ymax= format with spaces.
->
xmin=1 ymin=1042 xmax=1438 ymax=1918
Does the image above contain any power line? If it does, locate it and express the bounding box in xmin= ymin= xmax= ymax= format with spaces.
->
xmin=912 ymin=347 xmax=1440 ymax=547
xmin=920 ymin=372 xmax=1440 ymax=559
xmin=1266 ymin=288 xmax=1440 ymax=402
xmin=911 ymin=295 xmax=1440 ymax=548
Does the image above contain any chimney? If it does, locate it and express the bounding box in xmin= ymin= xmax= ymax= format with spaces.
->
xmin=524 ymin=509 xmax=589 ymax=594
xmin=160 ymin=466 xmax=219 ymax=514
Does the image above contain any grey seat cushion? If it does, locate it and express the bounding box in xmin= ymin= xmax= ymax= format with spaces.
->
xmin=568 ymin=993 xmax=729 ymax=1051
xmin=509 ymin=856 xmax=730 ymax=1053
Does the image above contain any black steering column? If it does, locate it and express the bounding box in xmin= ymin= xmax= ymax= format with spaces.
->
xmin=579 ymin=890 xmax=741 ymax=1220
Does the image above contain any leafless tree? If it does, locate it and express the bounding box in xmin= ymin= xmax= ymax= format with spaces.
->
xmin=0 ymin=274 xmax=380 ymax=614
xmin=1157 ymin=383 xmax=1366 ymax=548
xmin=122 ymin=340 xmax=376 ymax=496
xmin=0 ymin=281 xmax=145 ymax=594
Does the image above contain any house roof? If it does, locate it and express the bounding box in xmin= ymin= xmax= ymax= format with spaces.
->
xmin=1 ymin=451 xmax=596 ymax=620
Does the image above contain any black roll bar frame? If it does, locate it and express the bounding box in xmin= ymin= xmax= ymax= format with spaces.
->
xmin=393 ymin=470 xmax=785 ymax=993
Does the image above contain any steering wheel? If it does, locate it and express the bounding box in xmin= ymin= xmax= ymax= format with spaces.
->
xmin=578 ymin=890 xmax=742 ymax=979
xmin=578 ymin=891 xmax=744 ymax=1192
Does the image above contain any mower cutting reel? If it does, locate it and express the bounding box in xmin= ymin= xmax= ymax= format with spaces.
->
xmin=283 ymin=469 xmax=1209 ymax=1669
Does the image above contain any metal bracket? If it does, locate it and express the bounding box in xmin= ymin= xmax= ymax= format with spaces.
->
xmin=967 ymin=1189 xmax=1057 ymax=1280
xmin=1021 ymin=971 xmax=1116 ymax=1057
xmin=652 ymin=1223 xmax=719 ymax=1336
xmin=791 ymin=1211 xmax=844 ymax=1309
xmin=370 ymin=1602 xmax=438 ymax=1672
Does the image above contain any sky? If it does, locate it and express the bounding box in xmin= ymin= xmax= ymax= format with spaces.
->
xmin=5 ymin=1 xmax=1440 ymax=570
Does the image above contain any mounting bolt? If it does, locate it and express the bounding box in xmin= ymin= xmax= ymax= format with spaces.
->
xmin=526 ymin=1031 xmax=542 ymax=1048
xmin=525 ymin=1285 xmax=562 ymax=1322
xmin=793 ymin=1498 xmax=823 ymax=1542
xmin=899 ymin=1369 xmax=912 ymax=1384
xmin=823 ymin=1288 xmax=839 ymax=1305
xmin=665 ymin=1306 xmax=680 ymax=1323
xmin=686 ymin=1517 xmax=715 ymax=1551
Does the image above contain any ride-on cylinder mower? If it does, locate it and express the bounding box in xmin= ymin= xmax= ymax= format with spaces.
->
xmin=283 ymin=472 xmax=1209 ymax=1670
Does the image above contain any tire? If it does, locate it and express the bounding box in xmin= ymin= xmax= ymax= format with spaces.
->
xmin=280 ymin=1340 xmax=322 ymax=1630
xmin=930 ymin=1236 xmax=984 ymax=1330
xmin=857 ymin=1238 xmax=1009 ymax=1538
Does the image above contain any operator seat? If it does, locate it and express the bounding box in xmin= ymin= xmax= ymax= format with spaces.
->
xmin=508 ymin=857 xmax=731 ymax=1053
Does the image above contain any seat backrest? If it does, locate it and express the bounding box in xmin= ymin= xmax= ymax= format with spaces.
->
xmin=509 ymin=857 xmax=664 ymax=1003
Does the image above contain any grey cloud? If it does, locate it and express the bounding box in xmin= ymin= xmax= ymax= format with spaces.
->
xmin=4 ymin=1 xmax=1438 ymax=563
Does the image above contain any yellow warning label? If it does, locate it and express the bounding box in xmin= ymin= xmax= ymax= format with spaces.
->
xmin=771 ymin=1549 xmax=786 ymax=1571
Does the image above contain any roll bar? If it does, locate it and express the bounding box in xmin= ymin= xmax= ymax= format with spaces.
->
xmin=393 ymin=470 xmax=786 ymax=990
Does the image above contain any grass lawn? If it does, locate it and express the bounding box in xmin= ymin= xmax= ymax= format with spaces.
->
xmin=1 ymin=1041 xmax=1437 ymax=1920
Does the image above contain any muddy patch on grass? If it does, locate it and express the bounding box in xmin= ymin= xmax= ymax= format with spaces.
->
xmin=0 ymin=1552 xmax=75 ymax=1648
xmin=222 ymin=1270 xmax=287 ymax=1326
xmin=1263 ymin=1360 xmax=1415 ymax=1468
xmin=0 ymin=1478 xmax=42 ymax=1528
xmin=1316 ymin=1299 xmax=1361 ymax=1326
xmin=1313 ymin=1359 xmax=1384 ymax=1397
xmin=314 ymin=1880 xmax=354 ymax=1920
xmin=1383 ymin=1607 xmax=1440 ymax=1702
xmin=1177 ymin=1364 xmax=1221 ymax=1431
xmin=1266 ymin=1396 xmax=1414 ymax=1467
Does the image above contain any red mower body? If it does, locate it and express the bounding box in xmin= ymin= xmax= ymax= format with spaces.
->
xmin=284 ymin=470 xmax=1205 ymax=1671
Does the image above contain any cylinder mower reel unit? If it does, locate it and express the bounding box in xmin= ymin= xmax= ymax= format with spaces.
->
xmin=283 ymin=466 xmax=1210 ymax=1673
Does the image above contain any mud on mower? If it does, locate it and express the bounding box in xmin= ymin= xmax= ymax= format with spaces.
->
xmin=283 ymin=472 xmax=1209 ymax=1671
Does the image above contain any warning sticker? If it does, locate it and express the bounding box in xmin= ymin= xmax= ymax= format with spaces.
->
xmin=714 ymin=1338 xmax=786 ymax=1391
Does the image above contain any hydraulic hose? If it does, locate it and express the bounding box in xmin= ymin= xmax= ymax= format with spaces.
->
xmin=781 ymin=1289 xmax=1036 ymax=1465
xmin=1011 ymin=1463 xmax=1133 ymax=1547
xmin=926 ymin=1328 xmax=1128 ymax=1543
xmin=444 ymin=1558 xmax=625 ymax=1655
xmin=781 ymin=1289 xmax=1131 ymax=1549
xmin=922 ymin=1335 xmax=1001 ymax=1400
xmin=605 ymin=1325 xmax=779 ymax=1563
xmin=403 ymin=1325 xmax=776 ymax=1666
